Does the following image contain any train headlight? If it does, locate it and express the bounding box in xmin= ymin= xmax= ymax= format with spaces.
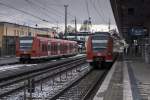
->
xmin=108 ymin=52 xmax=112 ymax=56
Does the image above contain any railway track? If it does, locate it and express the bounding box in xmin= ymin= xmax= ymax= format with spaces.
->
xmin=50 ymin=69 xmax=107 ymax=100
xmin=0 ymin=56 xmax=86 ymax=99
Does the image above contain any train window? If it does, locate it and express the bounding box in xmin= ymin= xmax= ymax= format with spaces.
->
xmin=52 ymin=43 xmax=57 ymax=53
xmin=45 ymin=44 xmax=47 ymax=51
xmin=48 ymin=44 xmax=51 ymax=51
xmin=92 ymin=43 xmax=107 ymax=47
xmin=58 ymin=43 xmax=60 ymax=51
xmin=55 ymin=43 xmax=57 ymax=53
xmin=53 ymin=44 xmax=55 ymax=51
xmin=92 ymin=43 xmax=107 ymax=52
xmin=42 ymin=44 xmax=44 ymax=52
xmin=51 ymin=44 xmax=53 ymax=52
xmin=54 ymin=44 xmax=56 ymax=52
xmin=92 ymin=36 xmax=108 ymax=40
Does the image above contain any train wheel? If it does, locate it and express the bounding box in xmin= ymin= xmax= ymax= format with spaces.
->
xmin=89 ymin=62 xmax=103 ymax=69
xmin=94 ymin=62 xmax=102 ymax=69
xmin=89 ymin=62 xmax=94 ymax=66
xmin=104 ymin=62 xmax=112 ymax=69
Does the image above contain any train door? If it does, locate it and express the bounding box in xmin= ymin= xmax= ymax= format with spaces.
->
xmin=54 ymin=42 xmax=57 ymax=55
xmin=41 ymin=41 xmax=47 ymax=57
xmin=57 ymin=42 xmax=61 ymax=55
xmin=51 ymin=42 xmax=54 ymax=56
xmin=60 ymin=42 xmax=63 ymax=55
xmin=67 ymin=43 xmax=70 ymax=55
xmin=48 ymin=41 xmax=51 ymax=57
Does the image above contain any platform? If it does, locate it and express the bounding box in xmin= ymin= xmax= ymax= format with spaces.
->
xmin=0 ymin=56 xmax=18 ymax=65
xmin=93 ymin=55 xmax=150 ymax=100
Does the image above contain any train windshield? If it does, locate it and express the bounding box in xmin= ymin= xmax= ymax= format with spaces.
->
xmin=19 ymin=37 xmax=33 ymax=51
xmin=92 ymin=36 xmax=108 ymax=52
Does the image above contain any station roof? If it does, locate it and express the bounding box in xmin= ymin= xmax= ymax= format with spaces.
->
xmin=110 ymin=0 xmax=150 ymax=40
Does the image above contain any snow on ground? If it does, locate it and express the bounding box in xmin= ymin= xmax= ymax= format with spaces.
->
xmin=0 ymin=64 xmax=37 ymax=72
xmin=3 ymin=64 xmax=90 ymax=100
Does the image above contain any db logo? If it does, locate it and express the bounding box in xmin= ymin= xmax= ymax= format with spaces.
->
xmin=97 ymin=53 xmax=101 ymax=56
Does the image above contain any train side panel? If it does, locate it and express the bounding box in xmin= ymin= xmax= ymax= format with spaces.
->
xmin=86 ymin=36 xmax=93 ymax=62
xmin=16 ymin=36 xmax=78 ymax=62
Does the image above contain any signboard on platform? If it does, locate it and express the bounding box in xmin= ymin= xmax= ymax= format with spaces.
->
xmin=129 ymin=27 xmax=148 ymax=36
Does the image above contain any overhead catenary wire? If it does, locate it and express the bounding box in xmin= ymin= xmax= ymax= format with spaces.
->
xmin=97 ymin=0 xmax=112 ymax=25
xmin=27 ymin=0 xmax=82 ymax=24
xmin=96 ymin=0 xmax=108 ymax=20
xmin=89 ymin=0 xmax=108 ymax=24
xmin=24 ymin=0 xmax=59 ymax=23
xmin=29 ymin=0 xmax=64 ymax=18
xmin=85 ymin=0 xmax=90 ymax=19
xmin=0 ymin=2 xmax=54 ymax=24
xmin=35 ymin=0 xmax=83 ymax=24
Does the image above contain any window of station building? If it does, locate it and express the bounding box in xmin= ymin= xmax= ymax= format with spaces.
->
xmin=28 ymin=32 xmax=32 ymax=36
xmin=21 ymin=31 xmax=24 ymax=36
xmin=128 ymin=8 xmax=135 ymax=16
xmin=14 ymin=30 xmax=16 ymax=36
xmin=17 ymin=30 xmax=19 ymax=36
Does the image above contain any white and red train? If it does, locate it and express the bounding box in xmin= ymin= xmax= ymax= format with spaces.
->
xmin=86 ymin=32 xmax=118 ymax=69
xmin=16 ymin=36 xmax=78 ymax=62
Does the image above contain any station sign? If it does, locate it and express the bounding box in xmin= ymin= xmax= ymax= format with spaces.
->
xmin=128 ymin=27 xmax=148 ymax=36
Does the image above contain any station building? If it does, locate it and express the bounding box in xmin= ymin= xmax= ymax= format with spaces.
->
xmin=0 ymin=22 xmax=54 ymax=56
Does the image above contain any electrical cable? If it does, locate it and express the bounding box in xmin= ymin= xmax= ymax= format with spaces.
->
xmin=0 ymin=2 xmax=53 ymax=24
xmin=24 ymin=0 xmax=59 ymax=22
xmin=89 ymin=0 xmax=108 ymax=24
xmin=85 ymin=0 xmax=90 ymax=18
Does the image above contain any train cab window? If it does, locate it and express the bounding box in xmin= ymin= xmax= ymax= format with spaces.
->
xmin=19 ymin=37 xmax=33 ymax=51
xmin=92 ymin=36 xmax=108 ymax=52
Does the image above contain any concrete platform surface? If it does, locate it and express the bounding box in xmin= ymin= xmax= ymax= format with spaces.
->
xmin=0 ymin=56 xmax=18 ymax=65
xmin=93 ymin=56 xmax=150 ymax=100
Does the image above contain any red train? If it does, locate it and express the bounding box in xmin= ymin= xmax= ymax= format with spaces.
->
xmin=16 ymin=36 xmax=78 ymax=62
xmin=86 ymin=33 xmax=115 ymax=69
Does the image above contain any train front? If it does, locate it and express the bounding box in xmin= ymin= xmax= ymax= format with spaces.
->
xmin=16 ymin=37 xmax=34 ymax=62
xmin=86 ymin=35 xmax=113 ymax=67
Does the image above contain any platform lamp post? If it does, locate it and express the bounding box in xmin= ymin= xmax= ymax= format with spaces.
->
xmin=71 ymin=17 xmax=77 ymax=39
xmin=5 ymin=27 xmax=8 ymax=56
xmin=35 ymin=24 xmax=38 ymax=36
xmin=64 ymin=5 xmax=68 ymax=39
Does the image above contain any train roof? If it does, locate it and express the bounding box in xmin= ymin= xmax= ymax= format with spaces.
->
xmin=36 ymin=36 xmax=77 ymax=43
xmin=19 ymin=36 xmax=77 ymax=43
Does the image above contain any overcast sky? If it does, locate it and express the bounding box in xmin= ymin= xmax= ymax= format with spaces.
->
xmin=0 ymin=0 xmax=117 ymax=31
